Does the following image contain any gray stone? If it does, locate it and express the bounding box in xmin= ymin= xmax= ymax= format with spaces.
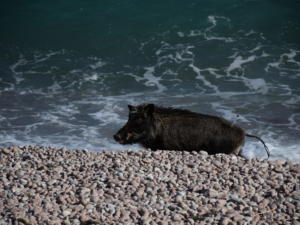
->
xmin=229 ymin=194 xmax=246 ymax=205
xmin=62 ymin=209 xmax=72 ymax=217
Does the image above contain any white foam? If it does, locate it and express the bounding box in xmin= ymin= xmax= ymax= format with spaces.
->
xmin=2 ymin=98 xmax=132 ymax=151
xmin=143 ymin=67 xmax=166 ymax=92
xmin=210 ymin=102 xmax=249 ymax=123
xmin=242 ymin=140 xmax=270 ymax=159
xmin=249 ymin=45 xmax=262 ymax=53
xmin=70 ymin=69 xmax=82 ymax=74
xmin=89 ymin=59 xmax=106 ymax=70
xmin=89 ymin=103 xmax=124 ymax=126
xmin=228 ymin=52 xmax=239 ymax=59
xmin=261 ymin=51 xmax=270 ymax=57
xmin=55 ymin=104 xmax=80 ymax=117
xmin=288 ymin=113 xmax=300 ymax=131
xmin=26 ymin=70 xmax=52 ymax=75
xmin=285 ymin=95 xmax=300 ymax=105
xmin=84 ymin=73 xmax=101 ymax=82
xmin=238 ymin=124 xmax=300 ymax=162
xmin=47 ymin=81 xmax=63 ymax=93
xmin=158 ymin=54 xmax=178 ymax=64
xmin=242 ymin=78 xmax=268 ymax=94
xmin=9 ymin=55 xmax=27 ymax=84
xmin=260 ymin=33 xmax=266 ymax=40
xmin=205 ymin=16 xmax=234 ymax=43
xmin=226 ymin=55 xmax=256 ymax=74
xmin=202 ymin=68 xmax=222 ymax=79
xmin=205 ymin=36 xmax=234 ymax=43
xmin=207 ymin=15 xmax=218 ymax=27
xmin=129 ymin=67 xmax=167 ymax=92
xmin=265 ymin=62 xmax=280 ymax=72
xmin=177 ymin=32 xmax=185 ymax=37
xmin=8 ymin=50 xmax=67 ymax=87
xmin=265 ymin=49 xmax=300 ymax=72
xmin=38 ymin=112 xmax=62 ymax=124
xmin=283 ymin=49 xmax=300 ymax=66
xmin=188 ymin=30 xmax=203 ymax=37
xmin=175 ymin=48 xmax=194 ymax=62
xmin=186 ymin=15 xmax=234 ymax=43
xmin=245 ymin=30 xmax=256 ymax=36
xmin=211 ymin=91 xmax=254 ymax=99
xmin=277 ymin=84 xmax=293 ymax=96
xmin=189 ymin=63 xmax=219 ymax=92
xmin=206 ymin=15 xmax=230 ymax=32
xmin=33 ymin=50 xmax=62 ymax=64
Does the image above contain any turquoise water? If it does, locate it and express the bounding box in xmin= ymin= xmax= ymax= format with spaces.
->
xmin=1 ymin=0 xmax=300 ymax=161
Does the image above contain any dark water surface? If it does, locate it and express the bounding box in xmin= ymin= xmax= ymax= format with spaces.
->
xmin=1 ymin=0 xmax=300 ymax=161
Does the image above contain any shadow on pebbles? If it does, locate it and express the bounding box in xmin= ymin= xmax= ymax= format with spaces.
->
xmin=0 ymin=146 xmax=299 ymax=225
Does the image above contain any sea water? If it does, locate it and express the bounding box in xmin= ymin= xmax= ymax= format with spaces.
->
xmin=0 ymin=0 xmax=299 ymax=161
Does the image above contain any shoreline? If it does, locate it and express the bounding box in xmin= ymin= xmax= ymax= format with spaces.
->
xmin=0 ymin=145 xmax=299 ymax=224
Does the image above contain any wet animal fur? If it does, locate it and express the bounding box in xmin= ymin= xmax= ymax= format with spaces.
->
xmin=114 ymin=103 xmax=270 ymax=158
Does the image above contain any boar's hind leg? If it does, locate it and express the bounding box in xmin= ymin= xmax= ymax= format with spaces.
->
xmin=233 ymin=144 xmax=243 ymax=156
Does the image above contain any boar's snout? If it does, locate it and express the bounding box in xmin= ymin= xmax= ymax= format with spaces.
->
xmin=113 ymin=131 xmax=135 ymax=144
xmin=113 ymin=133 xmax=123 ymax=143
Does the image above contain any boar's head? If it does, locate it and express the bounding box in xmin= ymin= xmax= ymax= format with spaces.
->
xmin=113 ymin=103 xmax=154 ymax=145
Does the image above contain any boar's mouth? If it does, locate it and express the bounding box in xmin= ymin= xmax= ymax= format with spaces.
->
xmin=114 ymin=131 xmax=146 ymax=145
xmin=117 ymin=132 xmax=133 ymax=144
xmin=127 ymin=131 xmax=146 ymax=143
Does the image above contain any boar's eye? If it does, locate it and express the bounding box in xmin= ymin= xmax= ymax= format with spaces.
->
xmin=129 ymin=114 xmax=144 ymax=124
xmin=134 ymin=116 xmax=144 ymax=124
xmin=135 ymin=117 xmax=144 ymax=124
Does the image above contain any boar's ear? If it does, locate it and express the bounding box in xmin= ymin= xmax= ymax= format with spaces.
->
xmin=128 ymin=105 xmax=138 ymax=113
xmin=144 ymin=103 xmax=154 ymax=116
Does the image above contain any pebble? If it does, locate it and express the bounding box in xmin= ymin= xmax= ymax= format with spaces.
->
xmin=0 ymin=145 xmax=299 ymax=224
xmin=217 ymin=199 xmax=227 ymax=207
xmin=175 ymin=195 xmax=183 ymax=203
xmin=229 ymin=194 xmax=246 ymax=205
xmin=131 ymin=178 xmax=140 ymax=188
xmin=220 ymin=217 xmax=232 ymax=225
xmin=1 ymin=148 xmax=11 ymax=155
xmin=136 ymin=188 xmax=145 ymax=198
xmin=91 ymin=189 xmax=99 ymax=202
xmin=251 ymin=194 xmax=263 ymax=203
xmin=208 ymin=189 xmax=219 ymax=198
xmin=120 ymin=209 xmax=131 ymax=221
xmin=62 ymin=209 xmax=72 ymax=217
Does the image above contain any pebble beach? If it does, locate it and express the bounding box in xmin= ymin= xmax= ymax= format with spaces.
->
xmin=0 ymin=146 xmax=299 ymax=225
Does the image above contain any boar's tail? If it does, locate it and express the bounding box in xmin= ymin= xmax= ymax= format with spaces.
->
xmin=246 ymin=134 xmax=270 ymax=159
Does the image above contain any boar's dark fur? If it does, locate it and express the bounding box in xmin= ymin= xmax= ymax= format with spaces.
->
xmin=114 ymin=103 xmax=270 ymax=158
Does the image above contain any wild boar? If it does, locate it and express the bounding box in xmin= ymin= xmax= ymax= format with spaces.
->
xmin=113 ymin=103 xmax=270 ymax=158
